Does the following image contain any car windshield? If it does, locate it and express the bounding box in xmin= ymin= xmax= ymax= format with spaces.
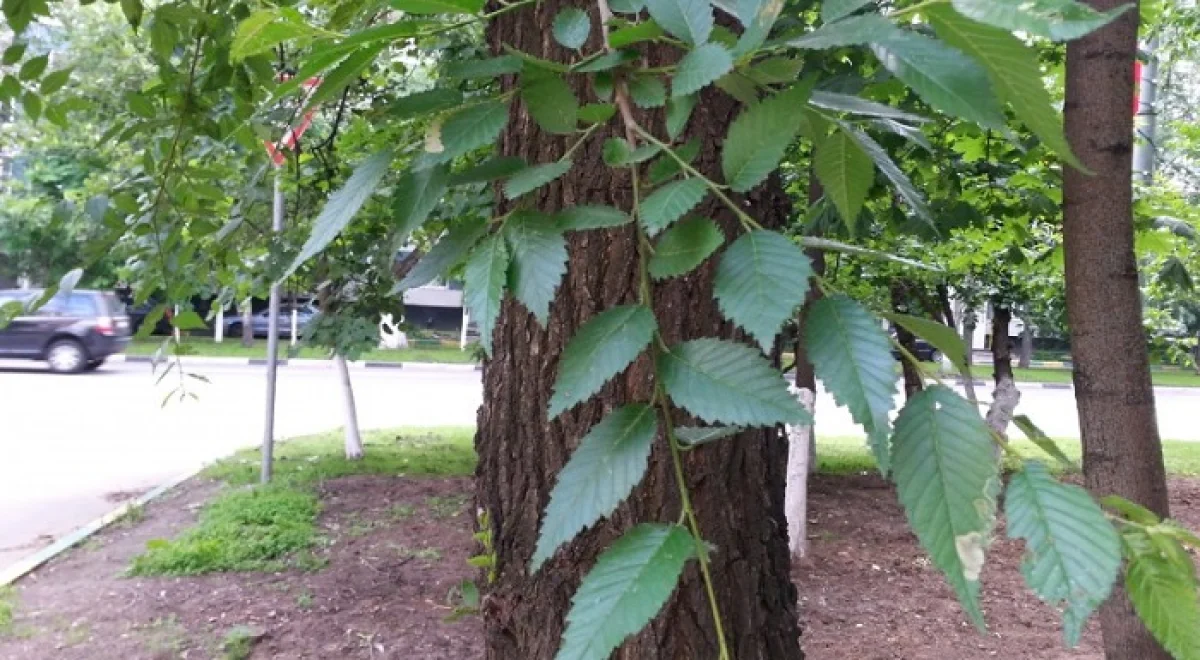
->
xmin=102 ymin=292 xmax=127 ymax=316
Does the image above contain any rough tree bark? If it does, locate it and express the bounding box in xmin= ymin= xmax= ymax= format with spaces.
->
xmin=986 ymin=305 xmax=1019 ymax=439
xmin=1018 ymin=322 xmax=1034 ymax=369
xmin=1064 ymin=0 xmax=1172 ymax=655
xmin=890 ymin=281 xmax=925 ymax=399
xmin=241 ymin=298 xmax=254 ymax=348
xmin=474 ymin=5 xmax=801 ymax=658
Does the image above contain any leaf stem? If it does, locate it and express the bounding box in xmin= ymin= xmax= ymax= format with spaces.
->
xmin=888 ymin=0 xmax=948 ymax=20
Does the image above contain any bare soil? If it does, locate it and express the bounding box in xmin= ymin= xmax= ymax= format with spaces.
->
xmin=3 ymin=472 xmax=1199 ymax=659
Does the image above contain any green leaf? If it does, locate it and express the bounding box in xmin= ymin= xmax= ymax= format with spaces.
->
xmin=449 ymin=156 xmax=527 ymax=185
xmin=639 ymin=178 xmax=707 ymax=235
xmin=649 ymin=138 xmax=700 ymax=184
xmin=171 ymin=310 xmax=207 ymax=331
xmin=882 ymin=311 xmax=968 ymax=373
xmin=464 ymin=233 xmax=509 ymax=355
xmin=674 ymin=425 xmax=742 ymax=446
xmin=231 ymin=8 xmax=323 ymax=61
xmin=840 ymin=125 xmax=933 ymax=224
xmin=578 ymin=103 xmax=616 ymax=123
xmin=391 ymin=88 xmax=464 ymax=119
xmin=628 ymin=75 xmax=667 ymax=108
xmin=602 ymin=138 xmax=660 ymax=166
xmin=814 ymin=128 xmax=874 ymax=227
xmin=714 ymin=72 xmax=760 ymax=104
xmin=573 ymin=51 xmax=636 ymax=73
xmin=396 ymin=218 xmax=488 ymax=291
xmin=787 ymin=13 xmax=898 ymax=49
xmin=732 ymin=0 xmax=783 ymax=55
xmin=1012 ymin=415 xmax=1077 ymax=471
xmin=505 ymin=160 xmax=573 ymax=199
xmin=548 ymin=305 xmax=657 ymax=418
xmin=714 ymin=230 xmax=812 ymax=352
xmin=118 ymin=0 xmax=142 ymax=27
xmin=610 ymin=20 xmax=665 ymax=48
xmin=445 ymin=55 xmax=523 ymax=79
xmin=609 ymin=0 xmax=646 ymax=12
xmin=1124 ymin=533 xmax=1200 ymax=659
xmin=389 ymin=0 xmax=484 ymax=15
xmin=307 ymin=42 xmax=387 ymax=108
xmin=553 ymin=7 xmax=592 ymax=49
xmin=926 ymin=6 xmax=1083 ymax=169
xmin=643 ymin=0 xmax=713 ymax=45
xmin=658 ymin=338 xmax=811 ymax=426
xmin=871 ymin=30 xmax=1007 ymax=130
xmin=503 ymin=211 xmax=568 ymax=323
xmin=822 ymin=0 xmax=873 ymax=22
xmin=556 ymin=524 xmax=694 ymax=660
xmin=285 ymin=149 xmax=393 ymax=277
xmin=743 ymin=57 xmax=805 ymax=85
xmin=557 ymin=205 xmax=633 ymax=231
xmin=666 ymin=95 xmax=696 ymax=140
xmin=1005 ymin=461 xmax=1121 ymax=646
xmin=38 ymin=68 xmax=69 ymax=95
xmin=672 ymin=43 xmax=733 ymax=97
xmin=2 ymin=44 xmax=25 ymax=66
xmin=135 ymin=304 xmax=167 ymax=339
xmin=950 ymin=0 xmax=1128 ymax=41
xmin=392 ymin=165 xmax=449 ymax=243
xmin=891 ymin=384 xmax=999 ymax=630
xmin=18 ymin=54 xmax=47 ymax=81
xmin=435 ymin=100 xmax=510 ymax=159
xmin=531 ymin=405 xmax=659 ymax=570
xmin=649 ymin=217 xmax=724 ymax=279
xmin=809 ymin=90 xmax=928 ymax=123
xmin=522 ymin=74 xmax=579 ymax=135
xmin=721 ymin=85 xmax=812 ymax=192
xmin=805 ymin=295 xmax=897 ymax=474
xmin=337 ymin=20 xmax=428 ymax=48
xmin=1100 ymin=495 xmax=1161 ymax=526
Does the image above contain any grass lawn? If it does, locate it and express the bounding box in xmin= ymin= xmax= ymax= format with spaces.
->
xmin=125 ymin=337 xmax=478 ymax=364
xmin=1007 ymin=366 xmax=1200 ymax=388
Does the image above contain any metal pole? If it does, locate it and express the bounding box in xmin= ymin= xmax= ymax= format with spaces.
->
xmin=262 ymin=170 xmax=284 ymax=484
xmin=1133 ymin=38 xmax=1159 ymax=182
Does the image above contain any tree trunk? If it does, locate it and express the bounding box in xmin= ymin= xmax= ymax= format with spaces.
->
xmin=334 ymin=354 xmax=364 ymax=460
xmin=891 ymin=281 xmax=924 ymax=398
xmin=793 ymin=175 xmax=826 ymax=474
xmin=241 ymin=298 xmax=254 ymax=348
xmin=1018 ymin=322 xmax=1033 ymax=369
xmin=938 ymin=284 xmax=977 ymax=403
xmin=476 ymin=7 xmax=801 ymax=657
xmin=1193 ymin=333 xmax=1200 ymax=375
xmin=785 ymin=387 xmax=815 ymax=560
xmin=1064 ymin=1 xmax=1172 ymax=655
xmin=991 ymin=305 xmax=1013 ymax=385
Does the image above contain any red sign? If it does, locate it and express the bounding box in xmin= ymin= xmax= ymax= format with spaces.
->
xmin=264 ymin=76 xmax=322 ymax=167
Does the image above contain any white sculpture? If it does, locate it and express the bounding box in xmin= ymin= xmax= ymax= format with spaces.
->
xmin=378 ymin=313 xmax=408 ymax=349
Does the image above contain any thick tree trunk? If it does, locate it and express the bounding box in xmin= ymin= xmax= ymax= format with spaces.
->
xmin=891 ymin=281 xmax=924 ymax=398
xmin=1018 ymin=322 xmax=1034 ymax=369
xmin=476 ymin=6 xmax=801 ymax=658
xmin=991 ymin=306 xmax=1014 ymax=385
xmin=1064 ymin=1 xmax=1172 ymax=656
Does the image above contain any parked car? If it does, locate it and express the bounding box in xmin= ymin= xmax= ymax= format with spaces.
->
xmin=888 ymin=327 xmax=941 ymax=362
xmin=0 ymin=289 xmax=132 ymax=372
xmin=225 ymin=303 xmax=319 ymax=338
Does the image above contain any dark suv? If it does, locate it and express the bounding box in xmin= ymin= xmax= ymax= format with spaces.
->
xmin=0 ymin=289 xmax=132 ymax=372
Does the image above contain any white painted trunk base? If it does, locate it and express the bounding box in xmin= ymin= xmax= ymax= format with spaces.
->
xmin=334 ymin=354 xmax=364 ymax=460
xmin=785 ymin=386 xmax=816 ymax=560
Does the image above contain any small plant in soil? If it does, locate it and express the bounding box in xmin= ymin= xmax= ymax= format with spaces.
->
xmin=388 ymin=503 xmax=416 ymax=520
xmin=0 ymin=587 xmax=16 ymax=636
xmin=220 ymin=625 xmax=265 ymax=660
xmin=295 ymin=589 xmax=314 ymax=611
xmin=113 ymin=504 xmax=145 ymax=529
xmin=425 ymin=494 xmax=470 ymax=519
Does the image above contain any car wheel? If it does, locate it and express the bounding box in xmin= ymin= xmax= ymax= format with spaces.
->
xmin=47 ymin=339 xmax=87 ymax=373
xmin=84 ymin=358 xmax=106 ymax=372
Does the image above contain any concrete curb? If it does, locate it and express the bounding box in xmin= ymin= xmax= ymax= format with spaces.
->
xmin=115 ymin=354 xmax=480 ymax=372
xmin=0 ymin=468 xmax=200 ymax=587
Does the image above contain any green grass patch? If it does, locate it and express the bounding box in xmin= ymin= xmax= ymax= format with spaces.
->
xmin=126 ymin=337 xmax=478 ymax=364
xmin=0 ymin=586 xmax=16 ymax=635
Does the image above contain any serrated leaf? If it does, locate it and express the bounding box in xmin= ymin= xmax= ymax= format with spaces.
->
xmin=505 ymin=160 xmax=573 ymax=199
xmin=231 ymin=8 xmax=323 ymax=62
xmin=744 ymin=57 xmax=804 ymax=85
xmin=602 ymin=138 xmax=660 ymax=166
xmin=556 ymin=524 xmax=694 ymax=660
xmin=438 ymin=100 xmax=510 ymax=159
xmin=445 ymin=55 xmax=523 ymax=79
xmin=639 ymin=178 xmax=707 ymax=235
xmin=171 ymin=310 xmax=207 ymax=331
xmin=1124 ymin=533 xmax=1200 ymax=660
xmin=522 ymin=74 xmax=579 ymax=134
xmin=806 ymin=295 xmax=897 ymax=474
xmin=950 ymin=0 xmax=1128 ymax=41
xmin=714 ymin=229 xmax=812 ymax=351
xmin=531 ymin=405 xmax=659 ymax=570
xmin=892 ymin=384 xmax=999 ymax=630
xmin=578 ymin=103 xmax=616 ymax=123
xmin=1005 ymin=461 xmax=1120 ymax=646
xmin=871 ymin=30 xmax=1007 ymax=130
xmin=644 ymin=0 xmax=713 ymax=45
xmin=396 ymin=218 xmax=488 ymax=291
xmin=809 ymin=90 xmax=928 ymax=123
xmin=658 ymin=338 xmax=811 ymax=426
xmin=666 ymin=95 xmax=696 ymax=139
xmin=629 ymin=75 xmax=667 ymax=108
xmin=787 ymin=13 xmax=898 ymax=49
xmin=721 ymin=85 xmax=812 ymax=192
xmin=649 ymin=138 xmax=700 ymax=184
xmin=882 ymin=311 xmax=968 ymax=373
xmin=610 ymin=20 xmax=665 ymax=48
xmin=286 ymin=149 xmax=392 ymax=278
xmin=649 ymin=217 xmax=723 ymax=279
xmin=308 ymin=42 xmax=387 ymax=107
xmin=389 ymin=0 xmax=484 ymax=14
xmin=573 ymin=51 xmax=636 ymax=73
xmin=674 ymin=425 xmax=742 ymax=446
xmin=840 ymin=124 xmax=933 ymax=224
xmin=503 ymin=211 xmax=568 ymax=323
xmin=549 ymin=306 xmax=657 ymax=418
xmin=449 ymin=156 xmax=527 ymax=185
xmin=553 ymin=7 xmax=591 ymax=49
xmin=391 ymin=88 xmax=464 ymax=118
xmin=464 ymin=233 xmax=509 ymax=354
xmin=392 ymin=165 xmax=449 ymax=244
xmin=1012 ymin=415 xmax=1077 ymax=471
xmin=557 ymin=205 xmax=633 ymax=231
xmin=814 ymin=128 xmax=874 ymax=227
xmin=927 ymin=6 xmax=1083 ymax=169
xmin=822 ymin=0 xmax=873 ymax=22
xmin=714 ymin=71 xmax=760 ymax=104
xmin=672 ymin=43 xmax=733 ymax=97
xmin=610 ymin=0 xmax=646 ymax=12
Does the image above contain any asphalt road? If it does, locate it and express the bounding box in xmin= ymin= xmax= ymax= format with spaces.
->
xmin=1 ymin=358 xmax=1196 ymax=571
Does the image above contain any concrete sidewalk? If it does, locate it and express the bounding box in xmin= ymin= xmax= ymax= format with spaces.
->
xmin=115 ymin=353 xmax=481 ymax=372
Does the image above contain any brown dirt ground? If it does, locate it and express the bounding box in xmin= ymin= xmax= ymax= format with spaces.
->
xmin=2 ymin=473 xmax=1198 ymax=659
